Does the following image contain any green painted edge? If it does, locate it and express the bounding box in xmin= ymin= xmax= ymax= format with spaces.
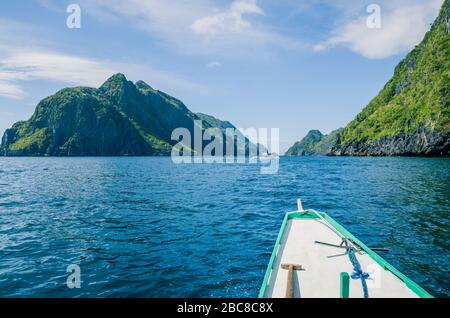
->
xmin=258 ymin=211 xmax=319 ymax=298
xmin=258 ymin=212 xmax=289 ymax=298
xmin=340 ymin=272 xmax=350 ymax=298
xmin=258 ymin=210 xmax=434 ymax=298
xmin=320 ymin=211 xmax=433 ymax=298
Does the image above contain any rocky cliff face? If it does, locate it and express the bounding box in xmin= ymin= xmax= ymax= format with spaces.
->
xmin=0 ymin=74 xmax=256 ymax=156
xmin=332 ymin=123 xmax=450 ymax=156
xmin=331 ymin=0 xmax=449 ymax=156
xmin=287 ymin=1 xmax=449 ymax=157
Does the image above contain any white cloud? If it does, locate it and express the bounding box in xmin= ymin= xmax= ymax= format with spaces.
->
xmin=0 ymin=18 xmax=114 ymax=99
xmin=207 ymin=61 xmax=223 ymax=69
xmin=0 ymin=49 xmax=119 ymax=99
xmin=0 ymin=49 xmax=208 ymax=99
xmin=76 ymin=0 xmax=300 ymax=56
xmin=191 ymin=0 xmax=264 ymax=37
xmin=314 ymin=0 xmax=443 ymax=59
xmin=0 ymin=17 xmax=208 ymax=100
xmin=0 ymin=81 xmax=26 ymax=100
xmin=2 ymin=51 xmax=117 ymax=87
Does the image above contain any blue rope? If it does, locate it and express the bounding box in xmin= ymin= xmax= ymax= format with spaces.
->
xmin=347 ymin=248 xmax=370 ymax=298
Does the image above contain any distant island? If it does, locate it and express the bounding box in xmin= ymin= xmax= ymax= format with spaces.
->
xmin=287 ymin=2 xmax=449 ymax=157
xmin=0 ymin=73 xmax=261 ymax=156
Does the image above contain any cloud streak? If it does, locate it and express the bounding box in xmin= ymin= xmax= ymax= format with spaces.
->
xmin=191 ymin=0 xmax=264 ymax=37
xmin=0 ymin=18 xmax=116 ymax=99
xmin=0 ymin=17 xmax=208 ymax=100
xmin=314 ymin=0 xmax=443 ymax=59
xmin=78 ymin=0 xmax=300 ymax=56
xmin=0 ymin=80 xmax=26 ymax=100
xmin=0 ymin=49 xmax=208 ymax=99
xmin=2 ymin=51 xmax=116 ymax=86
xmin=0 ymin=46 xmax=118 ymax=99
xmin=207 ymin=61 xmax=223 ymax=69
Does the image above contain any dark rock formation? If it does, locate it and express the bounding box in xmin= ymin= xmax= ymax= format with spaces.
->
xmin=331 ymin=123 xmax=450 ymax=156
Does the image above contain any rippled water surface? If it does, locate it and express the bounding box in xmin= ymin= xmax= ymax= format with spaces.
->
xmin=0 ymin=157 xmax=449 ymax=297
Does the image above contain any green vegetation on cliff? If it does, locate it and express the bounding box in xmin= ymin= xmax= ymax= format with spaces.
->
xmin=286 ymin=129 xmax=342 ymax=156
xmin=287 ymin=1 xmax=449 ymax=156
xmin=1 ymin=74 xmax=253 ymax=156
xmin=340 ymin=0 xmax=449 ymax=144
xmin=286 ymin=130 xmax=324 ymax=156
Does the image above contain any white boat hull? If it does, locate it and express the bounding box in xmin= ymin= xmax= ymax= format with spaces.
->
xmin=260 ymin=211 xmax=432 ymax=298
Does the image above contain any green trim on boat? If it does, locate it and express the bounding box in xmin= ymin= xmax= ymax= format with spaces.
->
xmin=258 ymin=210 xmax=434 ymax=298
xmin=340 ymin=272 xmax=350 ymax=298
xmin=258 ymin=212 xmax=289 ymax=298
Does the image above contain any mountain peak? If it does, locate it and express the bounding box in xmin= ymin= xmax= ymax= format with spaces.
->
xmin=135 ymin=80 xmax=155 ymax=93
xmin=305 ymin=130 xmax=323 ymax=138
xmin=285 ymin=129 xmax=342 ymax=156
xmin=107 ymin=73 xmax=128 ymax=82
xmin=99 ymin=73 xmax=129 ymax=91
xmin=1 ymin=72 xmax=258 ymax=157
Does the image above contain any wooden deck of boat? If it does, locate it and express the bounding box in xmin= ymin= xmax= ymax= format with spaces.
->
xmin=264 ymin=218 xmax=419 ymax=298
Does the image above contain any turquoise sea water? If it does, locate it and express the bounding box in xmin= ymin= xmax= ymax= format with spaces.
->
xmin=0 ymin=157 xmax=449 ymax=297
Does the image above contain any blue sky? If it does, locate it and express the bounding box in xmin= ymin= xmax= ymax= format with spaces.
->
xmin=0 ymin=0 xmax=444 ymax=152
